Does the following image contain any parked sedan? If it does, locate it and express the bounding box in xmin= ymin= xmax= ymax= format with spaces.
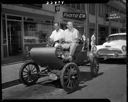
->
xmin=93 ymin=33 xmax=126 ymax=60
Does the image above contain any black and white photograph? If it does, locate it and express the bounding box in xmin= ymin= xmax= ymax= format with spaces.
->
xmin=1 ymin=0 xmax=126 ymax=102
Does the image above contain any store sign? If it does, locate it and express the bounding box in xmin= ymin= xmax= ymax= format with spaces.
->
xmin=108 ymin=13 xmax=120 ymax=19
xmin=63 ymin=12 xmax=86 ymax=20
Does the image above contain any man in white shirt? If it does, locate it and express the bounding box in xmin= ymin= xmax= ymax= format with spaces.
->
xmin=61 ymin=21 xmax=80 ymax=61
xmin=91 ymin=32 xmax=96 ymax=52
xmin=49 ymin=22 xmax=64 ymax=47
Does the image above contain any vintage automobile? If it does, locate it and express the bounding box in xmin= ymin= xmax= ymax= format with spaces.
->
xmin=19 ymin=38 xmax=99 ymax=93
xmin=93 ymin=33 xmax=126 ymax=60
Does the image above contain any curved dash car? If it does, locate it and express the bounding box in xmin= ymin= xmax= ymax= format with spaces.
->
xmin=94 ymin=33 xmax=126 ymax=60
xmin=19 ymin=38 xmax=99 ymax=93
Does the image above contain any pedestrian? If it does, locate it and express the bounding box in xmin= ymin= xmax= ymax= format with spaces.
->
xmin=91 ymin=32 xmax=96 ymax=52
xmin=61 ymin=21 xmax=81 ymax=61
xmin=81 ymin=33 xmax=87 ymax=51
xmin=49 ymin=22 xmax=64 ymax=47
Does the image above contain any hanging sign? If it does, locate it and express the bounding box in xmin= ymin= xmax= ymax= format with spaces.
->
xmin=63 ymin=12 xmax=86 ymax=20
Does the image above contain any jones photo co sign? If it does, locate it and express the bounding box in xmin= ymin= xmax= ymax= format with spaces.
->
xmin=63 ymin=12 xmax=86 ymax=20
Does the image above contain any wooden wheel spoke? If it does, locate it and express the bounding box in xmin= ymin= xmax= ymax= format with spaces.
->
xmin=24 ymin=76 xmax=30 ymax=81
xmin=24 ymin=66 xmax=29 ymax=71
xmin=31 ymin=65 xmax=36 ymax=71
xmin=23 ymin=70 xmax=28 ymax=73
xmin=64 ymin=78 xmax=69 ymax=86
xmin=67 ymin=79 xmax=71 ymax=88
xmin=32 ymin=69 xmax=37 ymax=73
xmin=69 ymin=80 xmax=74 ymax=88
xmin=63 ymin=75 xmax=68 ymax=79
xmin=23 ymin=73 xmax=28 ymax=77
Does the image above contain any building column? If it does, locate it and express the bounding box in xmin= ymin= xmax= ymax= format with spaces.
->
xmin=108 ymin=18 xmax=111 ymax=35
xmin=85 ymin=4 xmax=89 ymax=37
xmin=85 ymin=4 xmax=89 ymax=51
xmin=95 ymin=4 xmax=98 ymax=45
xmin=1 ymin=15 xmax=3 ymax=60
xmin=22 ymin=17 xmax=25 ymax=54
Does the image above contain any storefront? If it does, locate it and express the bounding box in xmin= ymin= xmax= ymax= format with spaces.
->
xmin=60 ymin=12 xmax=86 ymax=35
xmin=120 ymin=28 xmax=126 ymax=33
xmin=1 ymin=9 xmax=54 ymax=60
xmin=111 ymin=27 xmax=118 ymax=34
xmin=98 ymin=24 xmax=109 ymax=45
xmin=88 ymin=23 xmax=95 ymax=49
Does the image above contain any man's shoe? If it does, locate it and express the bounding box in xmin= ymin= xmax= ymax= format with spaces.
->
xmin=61 ymin=54 xmax=73 ymax=61
xmin=48 ymin=73 xmax=58 ymax=80
xmin=67 ymin=56 xmax=73 ymax=61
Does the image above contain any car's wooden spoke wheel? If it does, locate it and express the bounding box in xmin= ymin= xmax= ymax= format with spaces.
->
xmin=19 ymin=61 xmax=40 ymax=86
xmin=60 ymin=62 xmax=80 ymax=93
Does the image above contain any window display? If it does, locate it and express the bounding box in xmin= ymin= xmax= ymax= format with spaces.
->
xmin=24 ymin=21 xmax=52 ymax=44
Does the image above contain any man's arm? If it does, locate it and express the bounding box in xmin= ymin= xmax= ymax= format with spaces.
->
xmin=47 ymin=32 xmax=55 ymax=46
xmin=74 ymin=30 xmax=81 ymax=43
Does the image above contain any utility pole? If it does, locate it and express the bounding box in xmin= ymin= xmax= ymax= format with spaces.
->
xmin=118 ymin=9 xmax=120 ymax=33
xmin=95 ymin=4 xmax=98 ymax=45
xmin=108 ymin=14 xmax=111 ymax=35
xmin=86 ymin=4 xmax=89 ymax=52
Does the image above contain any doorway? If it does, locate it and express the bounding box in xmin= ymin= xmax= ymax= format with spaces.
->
xmin=7 ymin=21 xmax=22 ymax=56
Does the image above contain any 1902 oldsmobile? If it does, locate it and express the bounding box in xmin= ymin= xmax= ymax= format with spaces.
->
xmin=19 ymin=38 xmax=99 ymax=93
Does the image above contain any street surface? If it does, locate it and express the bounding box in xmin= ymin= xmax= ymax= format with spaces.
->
xmin=2 ymin=60 xmax=126 ymax=102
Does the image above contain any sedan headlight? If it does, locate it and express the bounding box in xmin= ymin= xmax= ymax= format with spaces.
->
xmin=122 ymin=45 xmax=126 ymax=52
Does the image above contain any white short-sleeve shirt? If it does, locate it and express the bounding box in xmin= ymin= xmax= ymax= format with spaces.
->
xmin=91 ymin=34 xmax=96 ymax=46
xmin=50 ymin=29 xmax=64 ymax=42
xmin=64 ymin=28 xmax=79 ymax=42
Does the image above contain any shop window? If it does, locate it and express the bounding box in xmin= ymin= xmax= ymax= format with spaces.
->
xmin=89 ymin=4 xmax=95 ymax=15
xmin=7 ymin=15 xmax=22 ymax=20
xmin=99 ymin=4 xmax=105 ymax=17
xmin=111 ymin=28 xmax=118 ymax=34
xmin=76 ymin=4 xmax=80 ymax=10
xmin=24 ymin=22 xmax=39 ymax=44
xmin=24 ymin=18 xmax=53 ymax=44
xmin=71 ymin=4 xmax=76 ymax=9
xmin=65 ymin=4 xmax=71 ymax=7
xmin=3 ymin=45 xmax=8 ymax=57
xmin=81 ymin=4 xmax=85 ymax=11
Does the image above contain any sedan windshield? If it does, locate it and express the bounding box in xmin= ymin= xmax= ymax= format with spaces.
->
xmin=107 ymin=35 xmax=126 ymax=41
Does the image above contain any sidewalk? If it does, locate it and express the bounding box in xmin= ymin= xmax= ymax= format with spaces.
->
xmin=2 ymin=61 xmax=25 ymax=89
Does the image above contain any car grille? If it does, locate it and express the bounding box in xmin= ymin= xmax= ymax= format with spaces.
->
xmin=97 ymin=49 xmax=122 ymax=55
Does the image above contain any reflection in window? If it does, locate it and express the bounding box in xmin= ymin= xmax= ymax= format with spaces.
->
xmin=24 ymin=21 xmax=48 ymax=44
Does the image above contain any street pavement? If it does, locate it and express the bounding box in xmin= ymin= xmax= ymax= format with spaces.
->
xmin=2 ymin=61 xmax=126 ymax=102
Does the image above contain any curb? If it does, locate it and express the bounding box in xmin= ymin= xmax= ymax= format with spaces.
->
xmin=2 ymin=79 xmax=21 ymax=89
xmin=2 ymin=60 xmax=31 ymax=66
